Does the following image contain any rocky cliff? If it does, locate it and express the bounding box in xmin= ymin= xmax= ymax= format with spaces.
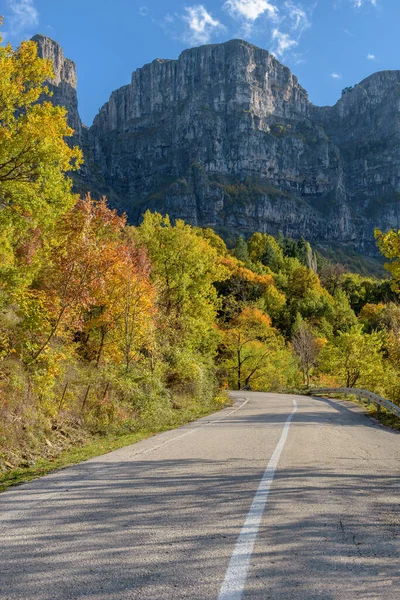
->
xmin=32 ymin=35 xmax=82 ymax=142
xmin=33 ymin=36 xmax=400 ymax=255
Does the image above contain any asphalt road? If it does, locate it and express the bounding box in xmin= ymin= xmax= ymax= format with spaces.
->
xmin=0 ymin=392 xmax=399 ymax=600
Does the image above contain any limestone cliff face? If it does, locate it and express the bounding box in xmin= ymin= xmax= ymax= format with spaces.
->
xmin=312 ymin=71 xmax=400 ymax=249
xmin=88 ymin=41 xmax=342 ymax=239
xmin=33 ymin=36 xmax=400 ymax=254
xmin=32 ymin=34 xmax=82 ymax=142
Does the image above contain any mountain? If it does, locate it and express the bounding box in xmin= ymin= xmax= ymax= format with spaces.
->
xmin=33 ymin=35 xmax=400 ymax=256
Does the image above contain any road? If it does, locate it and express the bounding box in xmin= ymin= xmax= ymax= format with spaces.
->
xmin=0 ymin=392 xmax=399 ymax=599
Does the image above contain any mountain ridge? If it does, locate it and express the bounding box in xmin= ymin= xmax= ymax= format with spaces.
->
xmin=33 ymin=34 xmax=400 ymax=256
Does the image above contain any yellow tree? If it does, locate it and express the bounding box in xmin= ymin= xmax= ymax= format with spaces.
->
xmin=137 ymin=212 xmax=230 ymax=396
xmin=0 ymin=27 xmax=82 ymax=290
xmin=220 ymin=307 xmax=282 ymax=390
xmin=375 ymin=228 xmax=400 ymax=287
xmin=82 ymin=238 xmax=156 ymax=371
xmin=319 ymin=326 xmax=384 ymax=389
xmin=217 ymin=256 xmax=286 ymax=322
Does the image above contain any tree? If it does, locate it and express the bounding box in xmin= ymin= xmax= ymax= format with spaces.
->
xmin=216 ymin=256 xmax=281 ymax=322
xmin=115 ymin=243 xmax=155 ymax=371
xmin=0 ymin=30 xmax=82 ymax=282
xmin=359 ymin=303 xmax=386 ymax=333
xmin=194 ymin=227 xmax=228 ymax=256
xmin=280 ymin=258 xmax=334 ymax=330
xmin=292 ymin=320 xmax=322 ymax=386
xmin=220 ymin=307 xmax=279 ymax=390
xmin=247 ymin=232 xmax=283 ymax=271
xmin=234 ymin=235 xmax=249 ymax=262
xmin=320 ymin=326 xmax=384 ymax=389
xmin=137 ymin=212 xmax=228 ymax=356
xmin=331 ymin=289 xmax=358 ymax=334
xmin=19 ymin=196 xmax=127 ymax=365
xmin=319 ymin=263 xmax=346 ymax=295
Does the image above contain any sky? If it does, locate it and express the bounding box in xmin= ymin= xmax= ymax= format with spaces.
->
xmin=2 ymin=0 xmax=400 ymax=125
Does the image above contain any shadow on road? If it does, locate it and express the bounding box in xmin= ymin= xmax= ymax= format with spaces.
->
xmin=0 ymin=394 xmax=398 ymax=599
xmin=209 ymin=394 xmax=399 ymax=434
xmin=1 ymin=454 xmax=399 ymax=599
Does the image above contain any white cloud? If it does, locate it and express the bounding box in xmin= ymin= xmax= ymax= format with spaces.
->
xmin=163 ymin=0 xmax=312 ymax=59
xmin=284 ymin=1 xmax=310 ymax=32
xmin=367 ymin=53 xmax=375 ymax=60
xmin=182 ymin=5 xmax=224 ymax=46
xmin=224 ymin=0 xmax=278 ymax=22
xmin=353 ymin=0 xmax=377 ymax=7
xmin=5 ymin=0 xmax=39 ymax=38
xmin=272 ymin=29 xmax=298 ymax=56
xmin=269 ymin=3 xmax=312 ymax=59
xmin=139 ymin=6 xmax=149 ymax=17
xmin=331 ymin=72 xmax=342 ymax=79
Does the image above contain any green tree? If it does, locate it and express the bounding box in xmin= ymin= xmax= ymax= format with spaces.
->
xmin=331 ymin=289 xmax=358 ymax=334
xmin=320 ymin=326 xmax=384 ymax=389
xmin=247 ymin=232 xmax=284 ymax=271
xmin=137 ymin=212 xmax=228 ymax=356
xmin=234 ymin=235 xmax=249 ymax=262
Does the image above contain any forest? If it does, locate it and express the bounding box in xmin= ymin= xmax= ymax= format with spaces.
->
xmin=1 ymin=33 xmax=400 ymax=476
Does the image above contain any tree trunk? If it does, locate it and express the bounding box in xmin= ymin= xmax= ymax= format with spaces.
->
xmin=81 ymin=384 xmax=91 ymax=412
xmin=58 ymin=382 xmax=68 ymax=411
xmin=237 ymin=349 xmax=241 ymax=390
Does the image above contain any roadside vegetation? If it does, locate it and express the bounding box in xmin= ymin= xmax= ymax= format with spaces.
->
xmin=1 ymin=31 xmax=399 ymax=484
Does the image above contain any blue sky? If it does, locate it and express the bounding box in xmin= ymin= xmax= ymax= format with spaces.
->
xmin=2 ymin=1 xmax=399 ymax=125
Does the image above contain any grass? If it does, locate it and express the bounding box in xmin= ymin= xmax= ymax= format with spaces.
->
xmin=357 ymin=401 xmax=400 ymax=431
xmin=0 ymin=396 xmax=231 ymax=494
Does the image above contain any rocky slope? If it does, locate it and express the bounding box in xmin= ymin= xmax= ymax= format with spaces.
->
xmin=33 ymin=35 xmax=400 ymax=255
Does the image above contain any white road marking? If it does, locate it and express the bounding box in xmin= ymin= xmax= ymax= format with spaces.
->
xmin=218 ymin=399 xmax=298 ymax=600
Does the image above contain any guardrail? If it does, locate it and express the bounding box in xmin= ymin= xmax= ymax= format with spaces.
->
xmin=309 ymin=387 xmax=400 ymax=419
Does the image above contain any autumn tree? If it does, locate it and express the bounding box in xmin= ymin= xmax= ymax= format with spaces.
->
xmin=0 ymin=30 xmax=82 ymax=289
xmin=113 ymin=240 xmax=155 ymax=371
xmin=17 ymin=196 xmax=127 ymax=366
xmin=320 ymin=326 xmax=384 ymax=389
xmin=216 ymin=256 xmax=285 ymax=323
xmin=220 ymin=307 xmax=281 ymax=390
xmin=247 ymin=232 xmax=283 ymax=271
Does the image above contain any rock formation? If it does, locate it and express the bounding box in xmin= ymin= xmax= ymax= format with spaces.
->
xmin=32 ymin=35 xmax=400 ymax=255
xmin=32 ymin=34 xmax=82 ymax=142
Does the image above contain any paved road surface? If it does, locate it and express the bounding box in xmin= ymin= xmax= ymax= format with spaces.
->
xmin=0 ymin=392 xmax=399 ymax=599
